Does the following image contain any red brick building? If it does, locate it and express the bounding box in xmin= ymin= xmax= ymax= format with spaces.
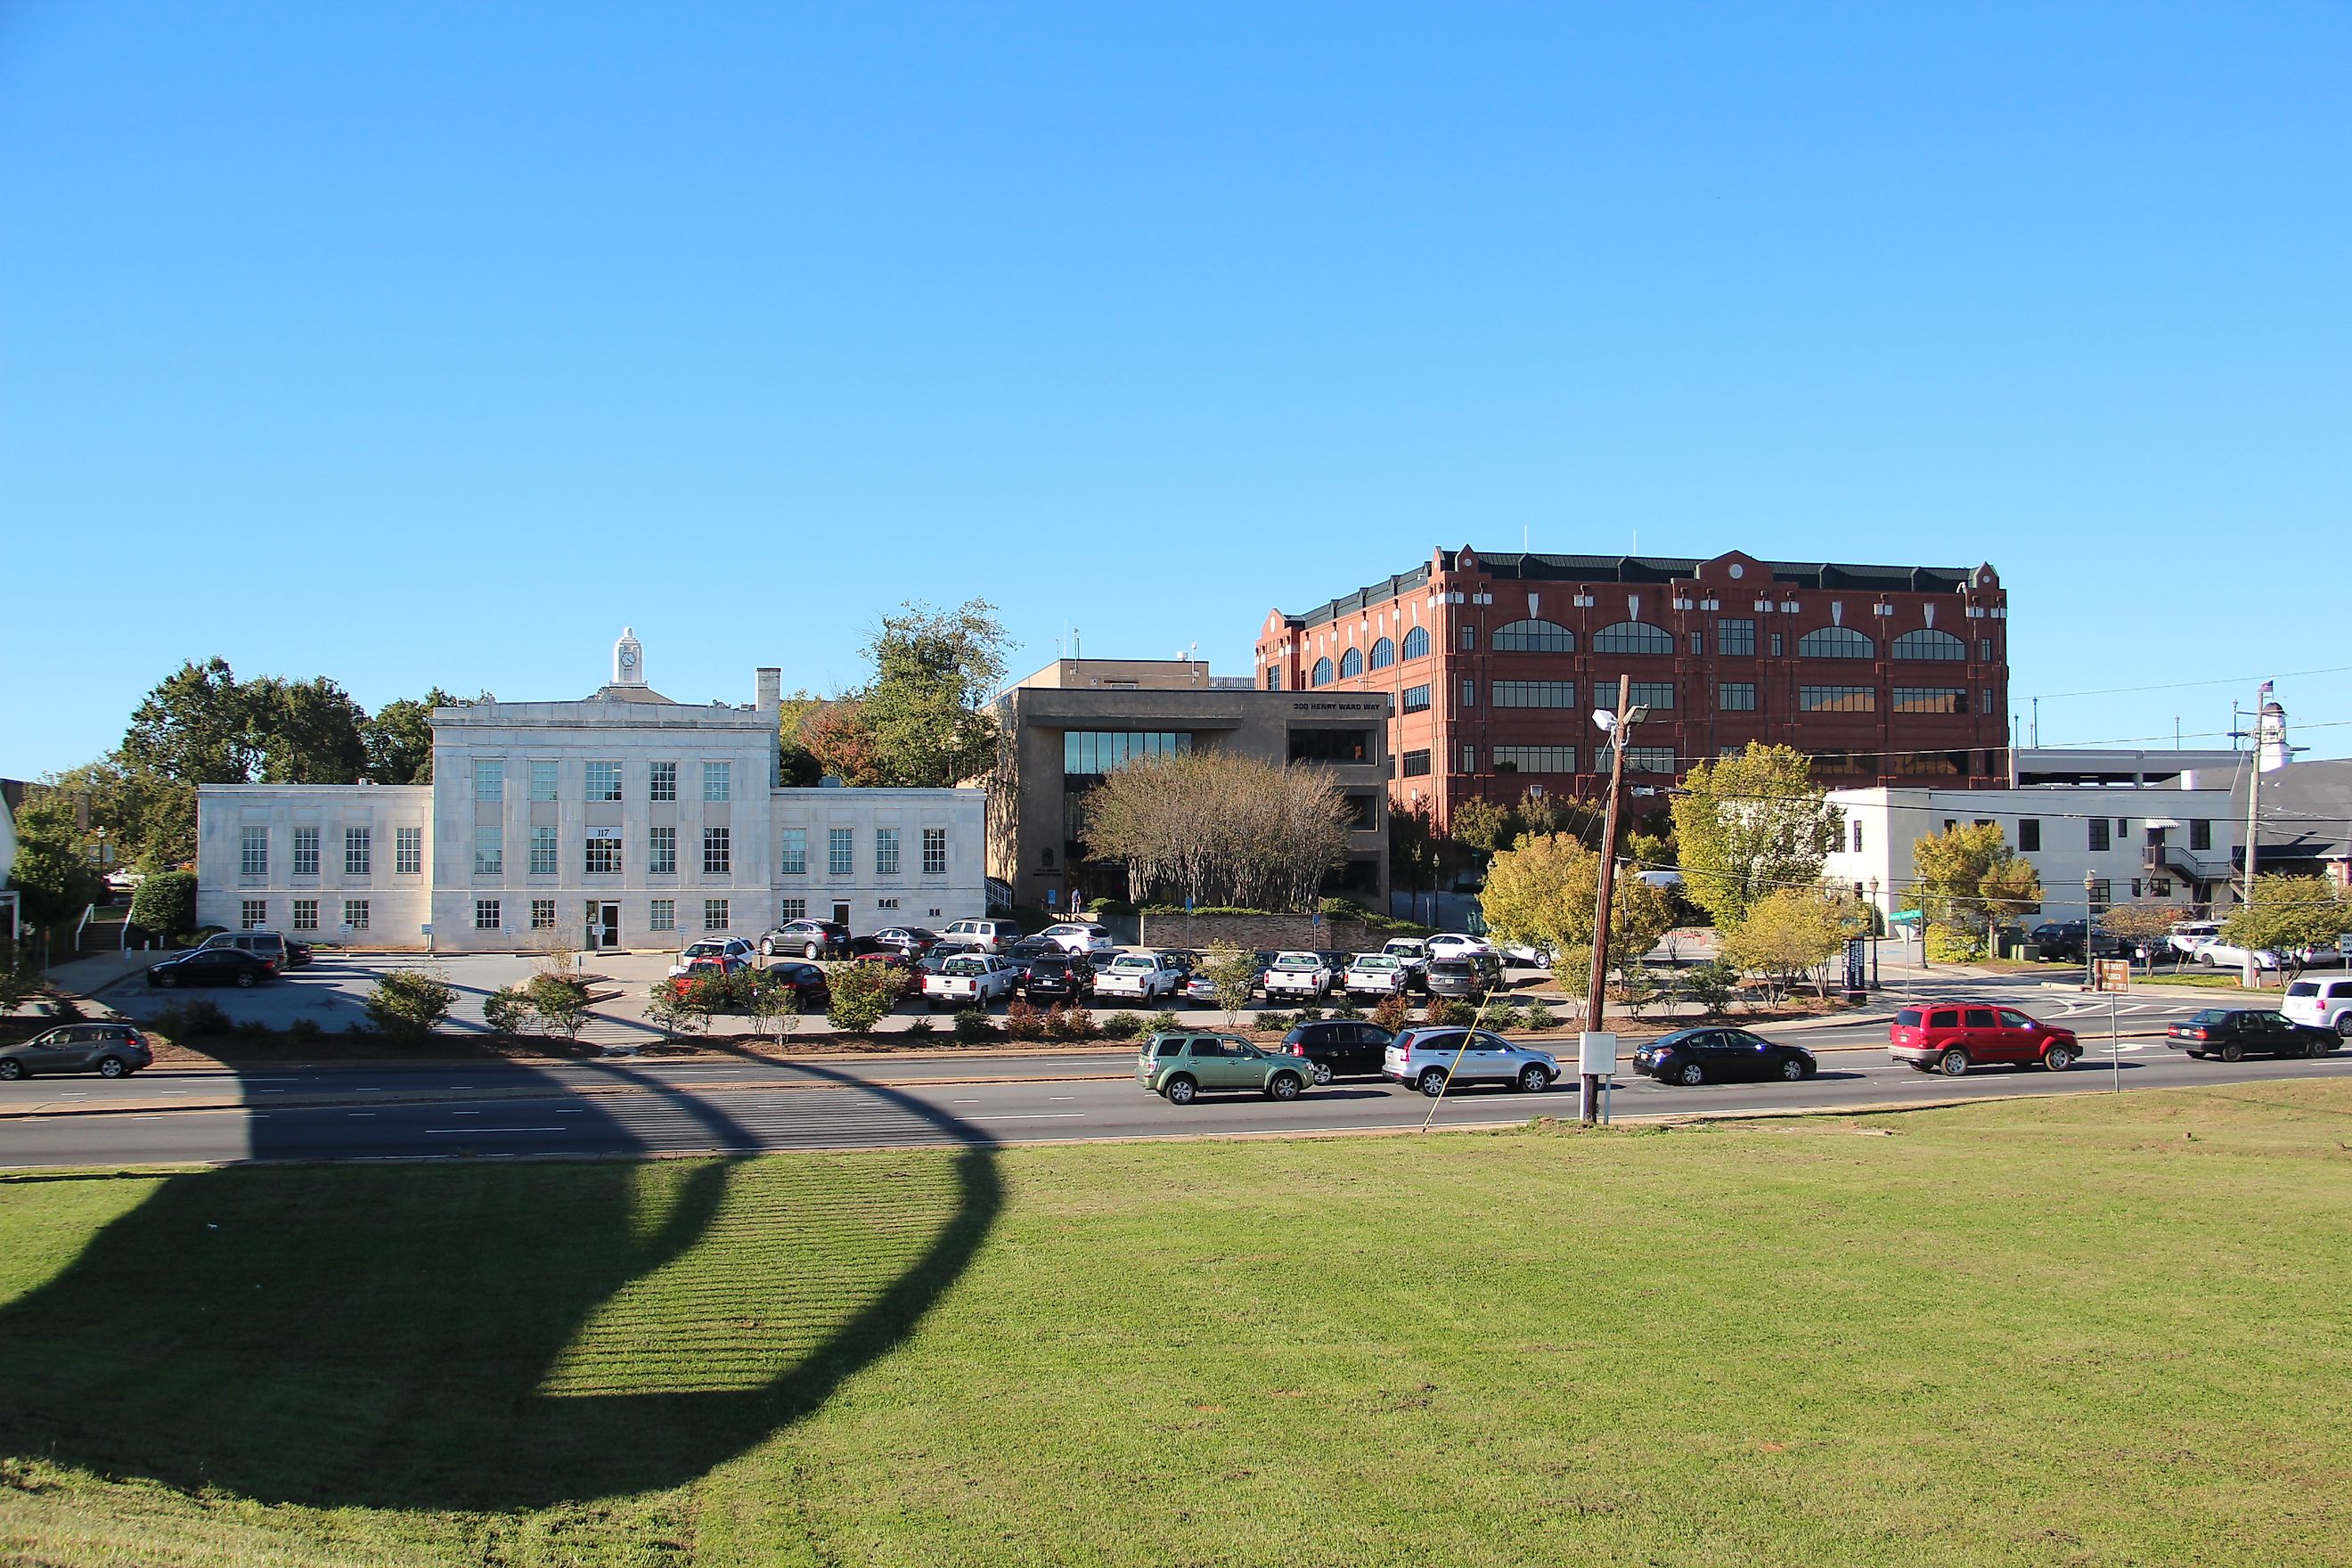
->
xmin=1255 ymin=548 xmax=2010 ymax=829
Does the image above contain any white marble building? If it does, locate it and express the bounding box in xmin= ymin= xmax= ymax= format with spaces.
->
xmin=195 ymin=632 xmax=987 ymax=951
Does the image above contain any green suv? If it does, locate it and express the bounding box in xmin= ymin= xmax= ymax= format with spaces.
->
xmin=1135 ymin=1032 xmax=1311 ymax=1105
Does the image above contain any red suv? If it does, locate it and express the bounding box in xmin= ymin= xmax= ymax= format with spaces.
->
xmin=1890 ymin=1003 xmax=2079 ymax=1076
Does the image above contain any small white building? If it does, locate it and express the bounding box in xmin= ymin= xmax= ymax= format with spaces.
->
xmin=196 ymin=632 xmax=988 ymax=951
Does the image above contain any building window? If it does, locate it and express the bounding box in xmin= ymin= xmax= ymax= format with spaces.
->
xmin=648 ymin=824 xmax=676 ymax=875
xmin=2087 ymin=878 xmax=2111 ymax=913
xmin=1720 ymin=682 xmax=1758 ymax=711
xmin=1798 ymin=626 xmax=1875 ymax=658
xmin=1311 ymin=657 xmax=1334 ymax=687
xmin=1063 ymin=731 xmax=1189 ymax=773
xmin=290 ymin=898 xmax=318 ymax=931
xmin=923 ymin=828 xmax=948 ymax=876
xmin=649 ymin=898 xmax=676 ymax=933
xmin=1493 ymin=746 xmax=1578 ymax=773
xmin=2149 ymin=877 xmax=2171 ymax=898
xmin=1769 ymin=633 xmax=1784 ymax=657
xmin=826 ymin=827 xmax=853 ymax=877
xmin=234 ymin=899 xmax=265 ymax=930
xmin=1622 ymin=747 xmax=1677 ymax=774
xmin=586 ymin=761 xmax=622 ymax=803
xmin=586 ymin=830 xmax=622 ymax=875
xmin=1263 ymin=666 xmax=1282 ymax=690
xmin=1401 ymin=749 xmax=1432 ymax=777
xmin=2019 ymin=819 xmax=2041 ymax=852
xmin=1891 ymin=628 xmax=1966 ymax=661
xmin=1797 ymin=685 xmax=1875 ymax=713
xmin=649 ymin=761 xmax=678 ymax=802
xmin=1459 ymin=626 xmax=1476 ymax=651
xmin=530 ymin=898 xmax=556 ymax=931
xmin=1401 ymin=626 xmax=1429 ymax=661
xmin=877 ymin=896 xmax=900 ymax=911
xmin=703 ymin=827 xmax=731 ymax=875
xmin=703 ymin=898 xmax=730 ymax=932
xmin=1459 ymin=678 xmax=1475 ymax=708
xmin=1593 ymin=621 xmax=1674 ymax=654
xmin=777 ymin=896 xmax=805 ymax=922
xmin=531 ymin=760 xmax=559 ymax=802
xmin=530 ymin=826 xmax=559 ymax=876
xmin=473 ymin=826 xmax=503 ymax=875
xmin=1892 ymin=687 xmax=1967 ymax=714
xmin=1368 ymin=637 xmax=1395 ymax=670
xmin=1492 ymin=619 xmax=1573 ymax=652
xmin=1894 ymin=752 xmax=1967 ymax=776
xmin=1597 ymin=682 xmax=1675 ymax=712
xmin=1288 ymin=730 xmax=1370 ymax=766
xmin=2190 ymin=819 xmax=2211 ymax=851
xmin=345 ymin=828 xmax=372 ymax=876
xmin=1850 ymin=821 xmax=1864 ymax=854
xmin=1493 ymin=681 xmax=1576 ymax=707
xmin=473 ymin=758 xmax=504 ymax=802
xmin=2087 ymin=818 xmax=2112 ymax=852
xmin=343 ymin=898 xmax=369 ymax=931
xmin=776 ymin=826 xmax=806 ymax=876
xmin=240 ymin=826 xmax=268 ymax=877
xmin=395 ymin=827 xmax=421 ymax=875
xmin=292 ymin=827 xmax=320 ymax=876
xmin=1718 ymin=618 xmax=1757 ymax=657
xmin=1980 ymin=639 xmax=1994 ymax=662
xmin=1339 ymin=648 xmax=1364 ymax=678
xmin=1401 ymin=685 xmax=1431 ymax=714
xmin=877 ymin=827 xmax=902 ymax=876
xmin=474 ymin=899 xmax=502 ymax=931
xmin=702 ymin=761 xmax=731 ymax=803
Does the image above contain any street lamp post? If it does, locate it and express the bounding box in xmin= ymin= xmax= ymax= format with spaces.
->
xmin=1867 ymin=876 xmax=1881 ymax=987
xmin=2085 ymin=871 xmax=2098 ymax=991
xmin=1581 ymin=676 xmax=1648 ymax=1125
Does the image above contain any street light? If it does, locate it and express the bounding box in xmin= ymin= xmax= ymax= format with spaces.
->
xmin=2085 ymin=871 xmax=2098 ymax=991
xmin=1580 ymin=678 xmax=1650 ymax=1125
xmin=1867 ymin=876 xmax=1881 ymax=987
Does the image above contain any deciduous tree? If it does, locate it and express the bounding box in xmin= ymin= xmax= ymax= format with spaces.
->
xmin=1721 ymin=886 xmax=1864 ymax=1000
xmin=2224 ymin=874 xmax=2352 ymax=979
xmin=362 ymin=689 xmax=465 ymax=784
xmin=1669 ymin=744 xmax=1844 ymax=931
xmin=1082 ymin=749 xmax=1351 ymax=910
xmin=1910 ymin=821 xmax=2044 ymax=936
xmin=247 ymin=675 xmax=368 ymax=784
xmin=1478 ymin=832 xmax=1676 ymax=1001
xmin=857 ymin=599 xmax=1010 ymax=787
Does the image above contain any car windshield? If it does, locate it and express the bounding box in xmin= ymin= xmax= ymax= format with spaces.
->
xmin=1352 ymin=955 xmax=1398 ymax=970
xmin=944 ymin=959 xmax=987 ymax=976
xmin=1272 ymin=955 xmax=1319 ymax=970
xmin=1109 ymin=957 xmax=1152 ymax=972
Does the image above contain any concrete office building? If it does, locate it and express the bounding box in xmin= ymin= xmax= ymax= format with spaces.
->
xmin=196 ymin=632 xmax=986 ymax=951
xmin=987 ymin=657 xmax=1391 ymax=912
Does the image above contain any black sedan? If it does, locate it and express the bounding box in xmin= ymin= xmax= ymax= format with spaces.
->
xmin=146 ymin=948 xmax=275 ymax=989
xmin=762 ymin=961 xmax=832 ymax=1010
xmin=1635 ymin=1026 xmax=1817 ymax=1086
xmin=2165 ymin=1009 xmax=2335 ymax=1062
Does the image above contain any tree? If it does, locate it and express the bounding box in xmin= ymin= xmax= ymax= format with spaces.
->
xmin=1669 ymin=744 xmax=1844 ymax=932
xmin=794 ymin=698 xmax=883 ymax=785
xmin=1720 ymin=886 xmax=1862 ymax=1000
xmin=363 ymin=970 xmax=453 ymax=1042
xmin=1911 ymin=821 xmax=2044 ymax=937
xmin=1478 ymin=832 xmax=1676 ymax=1002
xmin=245 ymin=675 xmax=369 ymax=784
xmin=1449 ymin=797 xmax=1512 ymax=860
xmin=362 ymin=689 xmax=462 ymax=784
xmin=826 ymin=962 xmax=905 ymax=1033
xmin=1389 ymin=803 xmax=1441 ymax=902
xmin=2224 ymin=874 xmax=2352 ymax=980
xmin=6 ymin=792 xmax=104 ymax=950
xmin=1082 ymin=748 xmax=1351 ymax=910
xmin=524 ymin=974 xmax=592 ymax=1040
xmin=856 ymin=600 xmax=1011 ymax=787
xmin=128 ymin=870 xmax=198 ymax=943
xmin=2099 ymin=901 xmax=2184 ymax=974
xmin=1199 ymin=944 xmax=1261 ymax=1026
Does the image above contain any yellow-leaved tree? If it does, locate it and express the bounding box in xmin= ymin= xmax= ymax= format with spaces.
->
xmin=1479 ymin=832 xmax=1677 ymax=1004
xmin=1721 ymin=886 xmax=1867 ymax=1000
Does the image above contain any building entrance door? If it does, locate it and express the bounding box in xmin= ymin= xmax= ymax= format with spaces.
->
xmin=832 ymin=901 xmax=852 ymax=927
xmin=599 ymin=902 xmax=620 ymax=949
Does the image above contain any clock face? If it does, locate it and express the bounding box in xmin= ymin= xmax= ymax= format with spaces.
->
xmin=619 ymin=649 xmax=637 ymax=671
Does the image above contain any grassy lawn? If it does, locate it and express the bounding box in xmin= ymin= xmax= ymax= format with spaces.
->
xmin=4 ymin=1085 xmax=2349 ymax=1566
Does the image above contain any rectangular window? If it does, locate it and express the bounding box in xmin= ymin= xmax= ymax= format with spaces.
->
xmin=1459 ymin=678 xmax=1475 ymax=708
xmin=1459 ymin=626 xmax=1476 ymax=650
xmin=876 ymin=827 xmax=901 ymax=876
xmin=1850 ymin=821 xmax=1863 ymax=854
xmin=530 ymin=898 xmax=556 ymax=930
xmin=1980 ymin=639 xmax=1994 ymax=662
xmin=1891 ymin=687 xmax=1968 ymax=714
xmin=529 ymin=827 xmax=559 ymax=876
xmin=292 ymin=827 xmax=320 ymax=876
xmin=586 ymin=761 xmax=622 ymax=803
xmin=1623 ymin=747 xmax=1676 ymax=774
xmin=1492 ymin=746 xmax=1578 ymax=773
xmin=344 ymin=827 xmax=372 ymax=876
xmin=829 ymin=827 xmax=854 ymax=877
xmin=1798 ymin=685 xmax=1875 ymax=713
xmin=703 ymin=827 xmax=731 ymax=875
xmin=1594 ymin=682 xmax=1675 ymax=711
xmin=530 ymin=760 xmax=559 ymax=802
xmin=923 ymin=827 xmax=948 ymax=876
xmin=1688 ymin=630 xmax=1703 ymax=656
xmin=1719 ymin=682 xmax=1758 ymax=712
xmin=778 ymin=827 xmax=807 ymax=875
xmin=473 ymin=757 xmax=504 ymax=802
xmin=240 ymin=826 xmax=268 ymax=876
xmin=1401 ymin=684 xmax=1431 ymax=714
xmin=1459 ymin=745 xmax=1476 ymax=773
xmin=291 ymin=898 xmax=318 ymax=932
xmin=649 ymin=824 xmax=676 ymax=875
xmin=703 ymin=898 xmax=730 ymax=932
xmin=2087 ymin=878 xmax=2111 ymax=912
xmin=1769 ymin=633 xmax=1784 ymax=657
xmin=2190 ymin=819 xmax=2211 ymax=851
xmin=2018 ymin=819 xmax=2040 ymax=852
xmin=1290 ymin=729 xmax=1373 ymax=763
xmin=395 ymin=826 xmax=421 ymax=876
xmin=1718 ymin=618 xmax=1756 ymax=657
xmin=702 ymin=761 xmax=731 ymax=803
xmin=473 ymin=826 xmax=503 ymax=875
xmin=1493 ymin=681 xmax=1575 ymax=708
xmin=585 ymin=829 xmax=622 ymax=875
xmin=2149 ymin=877 xmax=2171 ymax=898
xmin=2088 ymin=818 xmax=2111 ymax=852
xmin=239 ymin=899 xmax=267 ymax=930
xmin=1401 ymin=749 xmax=1432 ymax=777
xmin=342 ymin=898 xmax=369 ymax=931
xmin=1263 ymin=666 xmax=1281 ymax=690
xmin=649 ymin=898 xmax=676 ymax=933
xmin=649 ymin=761 xmax=678 ymax=802
xmin=1061 ymin=731 xmax=1191 ymax=774
xmin=474 ymin=898 xmax=501 ymax=931
xmin=777 ymin=896 xmax=806 ymax=922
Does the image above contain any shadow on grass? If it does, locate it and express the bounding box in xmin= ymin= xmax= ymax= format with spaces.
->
xmin=0 ymin=1058 xmax=1001 ymax=1512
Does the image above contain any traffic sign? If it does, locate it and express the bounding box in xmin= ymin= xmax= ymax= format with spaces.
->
xmin=2093 ymin=959 xmax=2130 ymax=993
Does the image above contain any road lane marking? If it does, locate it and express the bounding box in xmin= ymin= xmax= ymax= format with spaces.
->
xmin=966 ymin=1112 xmax=1086 ymax=1121
xmin=422 ymin=1126 xmax=565 ymax=1135
xmin=348 ymin=1113 xmax=375 ymax=1118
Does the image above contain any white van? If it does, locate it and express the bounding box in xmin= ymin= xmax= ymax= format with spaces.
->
xmin=2282 ymin=976 xmax=2352 ymax=1038
xmin=940 ymin=918 xmax=1019 ymax=952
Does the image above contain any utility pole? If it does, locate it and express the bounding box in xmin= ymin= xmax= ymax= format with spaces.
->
xmin=2240 ymin=682 xmax=2268 ymax=989
xmin=1583 ymin=675 xmax=1639 ymax=1125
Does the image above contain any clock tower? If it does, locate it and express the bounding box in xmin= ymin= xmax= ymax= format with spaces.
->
xmin=612 ymin=626 xmax=646 ymax=689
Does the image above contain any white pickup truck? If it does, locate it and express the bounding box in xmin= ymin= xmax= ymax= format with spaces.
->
xmin=1342 ymin=952 xmax=1410 ymax=998
xmin=920 ymin=954 xmax=1018 ymax=1011
xmin=1262 ymin=951 xmax=1334 ymax=1001
xmin=1092 ymin=952 xmax=1185 ymax=1001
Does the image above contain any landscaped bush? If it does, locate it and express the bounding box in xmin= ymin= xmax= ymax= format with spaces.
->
xmin=233 ymin=1017 xmax=270 ymax=1040
xmin=127 ymin=871 xmax=197 ymax=943
xmin=1002 ymin=999 xmax=1045 ymax=1041
xmin=1146 ymin=1009 xmax=1180 ymax=1037
xmin=1422 ymin=996 xmax=1465 ymax=1027
xmin=746 ymin=970 xmax=804 ymax=1038
xmin=286 ymin=1017 xmax=323 ymax=1043
xmin=951 ymin=1008 xmax=995 ymax=1044
xmin=826 ymin=962 xmax=904 ymax=1033
xmin=1330 ymin=1003 xmax=1365 ymax=1021
xmin=1926 ymin=923 xmax=1988 ymax=963
xmin=363 ymin=970 xmax=453 ymax=1042
xmin=1679 ymin=960 xmax=1738 ymax=1019
xmin=483 ymin=984 xmax=531 ymax=1034
xmin=155 ymin=999 xmax=232 ymax=1038
xmin=1523 ymin=1000 xmax=1559 ymax=1033
xmin=645 ymin=982 xmax=700 ymax=1039
xmin=1099 ymin=1011 xmax=1145 ymax=1040
xmin=524 ymin=974 xmax=592 ymax=1039
xmin=1483 ymin=1000 xmax=1523 ymax=1032
xmin=1044 ymin=1003 xmax=1096 ymax=1041
xmin=1369 ymin=993 xmax=1410 ymax=1033
xmin=904 ymin=1014 xmax=936 ymax=1036
xmin=1294 ymin=1005 xmax=1324 ymax=1023
xmin=1253 ymin=1011 xmax=1293 ymax=1034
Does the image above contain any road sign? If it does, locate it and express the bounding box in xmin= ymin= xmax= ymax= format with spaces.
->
xmin=1843 ymin=936 xmax=1867 ymax=997
xmin=2093 ymin=959 xmax=2130 ymax=993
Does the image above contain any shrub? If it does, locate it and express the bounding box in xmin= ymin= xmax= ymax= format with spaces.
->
xmin=1002 ymin=999 xmax=1045 ymax=1041
xmin=1099 ymin=1011 xmax=1145 ymax=1040
xmin=1146 ymin=1009 xmax=1180 ymax=1037
xmin=746 ymin=970 xmax=804 ymax=1038
xmin=645 ymin=982 xmax=700 ymax=1039
xmin=363 ymin=970 xmax=453 ymax=1042
xmin=1330 ymin=1003 xmax=1365 ymax=1021
xmin=1483 ymin=1000 xmax=1523 ymax=1033
xmin=1045 ymin=1002 xmax=1096 ymax=1041
xmin=483 ymin=984 xmax=531 ymax=1035
xmin=1369 ymin=993 xmax=1410 ymax=1033
xmin=1422 ymin=996 xmax=1465 ymax=1027
xmin=286 ymin=1017 xmax=323 ymax=1044
xmin=826 ymin=961 xmax=904 ymax=1033
xmin=904 ymin=1014 xmax=936 ymax=1036
xmin=1523 ymin=1000 xmax=1559 ymax=1033
xmin=1613 ymin=966 xmax=1663 ymax=1019
xmin=1254 ymin=1011 xmax=1293 ymax=1033
xmin=525 ymin=973 xmax=592 ymax=1039
xmin=1926 ymin=923 xmax=1987 ymax=963
xmin=1294 ymin=1005 xmax=1324 ymax=1023
xmin=154 ymin=999 xmax=232 ymax=1038
xmin=952 ymin=1008 xmax=995 ymax=1044
xmin=128 ymin=871 xmax=197 ymax=943
xmin=233 ymin=1017 xmax=271 ymax=1040
xmin=1680 ymin=960 xmax=1738 ymax=1019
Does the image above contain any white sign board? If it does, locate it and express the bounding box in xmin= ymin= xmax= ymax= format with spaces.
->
xmin=1578 ymin=1031 xmax=1619 ymax=1076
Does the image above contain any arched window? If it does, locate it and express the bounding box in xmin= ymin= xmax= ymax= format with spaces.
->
xmin=1492 ymin=619 xmax=1575 ymax=652
xmin=1401 ymin=626 xmax=1430 ymax=661
xmin=1798 ymin=626 xmax=1876 ymax=659
xmin=1339 ymin=647 xmax=1364 ymax=678
xmin=1368 ymin=637 xmax=1395 ymax=670
xmin=1311 ymin=657 xmax=1334 ymax=687
xmin=1892 ymin=628 xmax=1967 ymax=661
xmin=1593 ymin=621 xmax=1674 ymax=655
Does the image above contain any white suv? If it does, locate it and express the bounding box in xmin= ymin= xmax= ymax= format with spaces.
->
xmin=2283 ymin=976 xmax=2352 ymax=1038
xmin=1037 ymin=922 xmax=1118 ymax=958
xmin=940 ymin=919 xmax=1018 ymax=951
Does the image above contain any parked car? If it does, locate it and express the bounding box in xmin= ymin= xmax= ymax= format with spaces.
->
xmin=926 ymin=940 xmax=992 ymax=966
xmin=2028 ymin=922 xmax=2132 ymax=964
xmin=1888 ymin=1003 xmax=2080 ymax=1075
xmin=1422 ymin=957 xmax=1490 ymax=1000
xmin=146 ymin=948 xmax=276 ymax=989
xmin=762 ymin=961 xmax=831 ymax=1010
xmin=2194 ymin=938 xmax=2282 ymax=972
xmin=1021 ymin=952 xmax=1095 ymax=1003
xmin=939 ymin=918 xmax=1020 ymax=952
xmin=1278 ymin=1018 xmax=1395 ymax=1082
xmin=2283 ymin=976 xmax=2352 ymax=1038
xmin=920 ymin=953 xmax=1019 ymax=1011
xmin=669 ymin=952 xmax=754 ymax=996
xmin=0 ymin=1022 xmax=153 ymax=1081
xmin=2168 ymin=921 xmax=2223 ymax=960
xmin=1037 ymin=922 xmax=1118 ymax=959
xmin=1380 ymin=937 xmax=1432 ymax=989
xmin=1135 ymin=1032 xmax=1311 ymax=1104
xmin=1424 ymin=933 xmax=1498 ymax=963
xmin=852 ymin=927 xmax=940 ymax=960
xmin=1382 ymin=1028 xmax=1559 ymax=1096
xmin=2165 ymin=1008 xmax=2335 ymax=1061
xmin=998 ymin=935 xmax=1063 ymax=976
xmin=1341 ymin=952 xmax=1410 ymax=998
xmin=197 ymin=929 xmax=306 ymax=971
xmin=1635 ymin=1026 xmax=1817 ymax=1086
xmin=1182 ymin=970 xmax=1221 ymax=1005
xmin=760 ymin=920 xmax=852 ymax=960
xmin=1094 ymin=952 xmax=1187 ymax=1001
xmin=670 ymin=936 xmax=757 ymax=976
xmin=1262 ymin=951 xmax=1335 ymax=1000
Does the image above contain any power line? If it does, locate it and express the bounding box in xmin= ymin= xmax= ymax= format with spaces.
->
xmin=2028 ymin=663 xmax=2352 ymax=702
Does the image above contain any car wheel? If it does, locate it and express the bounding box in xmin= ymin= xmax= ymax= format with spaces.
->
xmin=2198 ymin=951 xmax=2216 ymax=967
xmin=1518 ymin=1064 xmax=1550 ymax=1093
xmin=1164 ymin=1074 xmax=1197 ymax=1105
xmin=1267 ymin=1072 xmax=1303 ymax=1101
xmin=0 ymin=1059 xmax=22 ymax=1081
xmin=1677 ymin=1060 xmax=1705 ymax=1087
xmin=1777 ymin=1058 xmax=1805 ymax=1082
xmin=1309 ymin=1060 xmax=1334 ymax=1086
xmin=805 ymin=944 xmax=821 ymax=960
xmin=1417 ymin=1067 xmax=1449 ymax=1097
xmin=2336 ymin=1016 xmax=2352 ymax=1039
xmin=1938 ymin=1048 xmax=1970 ymax=1077
xmin=2043 ymin=1044 xmax=2074 ymax=1072
xmin=2219 ymin=1041 xmax=2244 ymax=1064
xmin=235 ymin=972 xmax=256 ymax=988
xmin=2306 ymin=1038 xmax=2328 ymax=1059
xmin=760 ymin=939 xmax=775 ymax=957
xmin=96 ymin=1056 xmax=129 ymax=1079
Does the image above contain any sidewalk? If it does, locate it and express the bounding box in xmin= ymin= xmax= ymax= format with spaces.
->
xmin=42 ymin=950 xmax=165 ymax=1003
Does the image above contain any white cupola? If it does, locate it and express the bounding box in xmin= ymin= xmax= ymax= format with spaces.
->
xmin=613 ymin=626 xmax=646 ymax=688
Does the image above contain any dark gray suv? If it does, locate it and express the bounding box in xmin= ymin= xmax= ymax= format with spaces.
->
xmin=0 ymin=1023 xmax=154 ymax=1080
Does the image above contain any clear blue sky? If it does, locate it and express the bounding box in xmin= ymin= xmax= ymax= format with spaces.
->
xmin=5 ymin=2 xmax=2346 ymax=773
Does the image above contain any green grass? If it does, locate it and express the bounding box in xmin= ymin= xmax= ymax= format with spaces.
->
xmin=4 ymin=1084 xmax=2351 ymax=1566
